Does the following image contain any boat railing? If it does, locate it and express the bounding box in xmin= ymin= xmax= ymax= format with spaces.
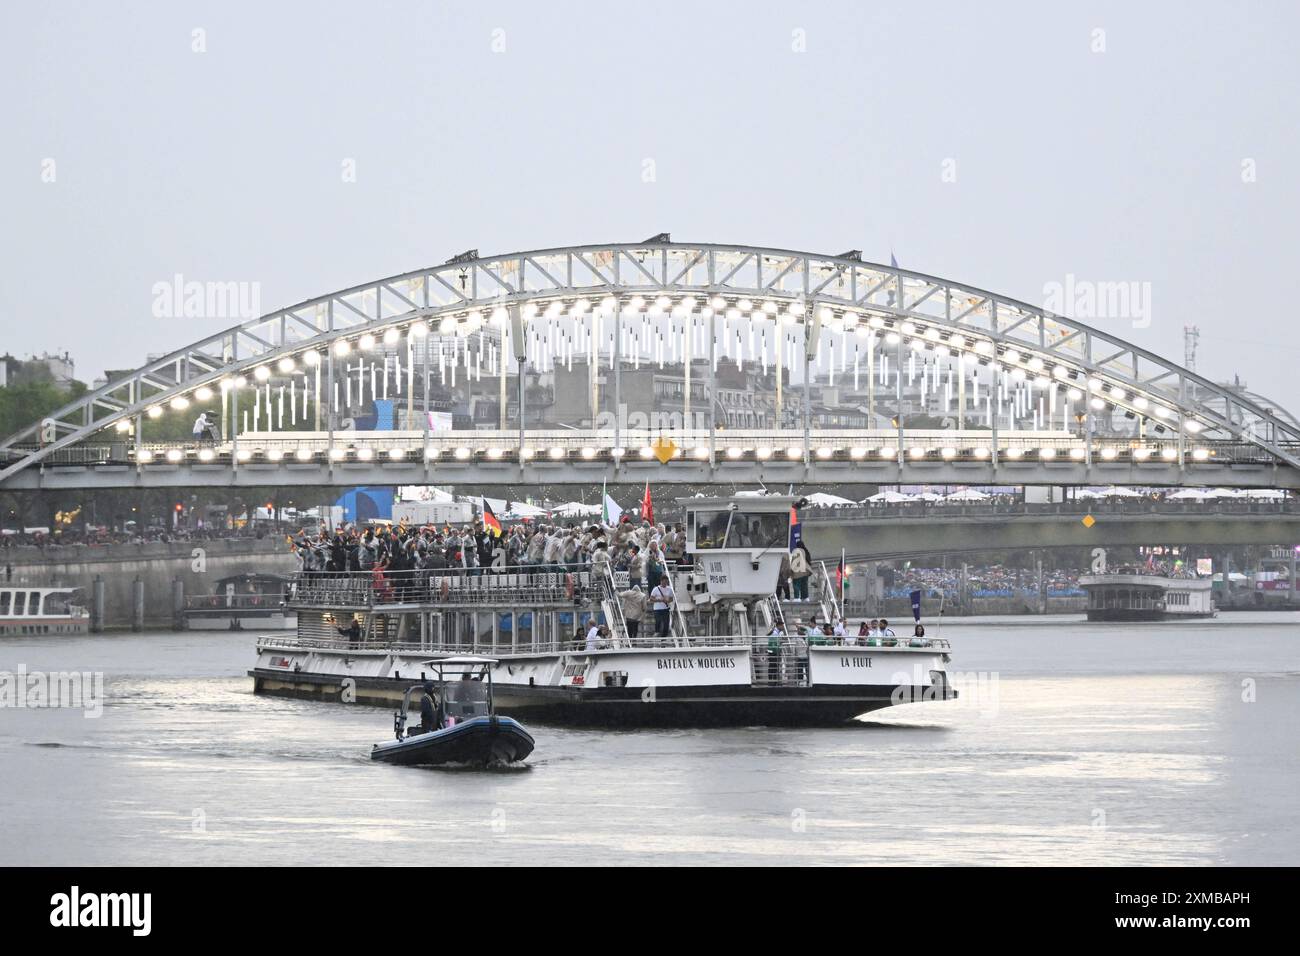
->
xmin=185 ymin=594 xmax=287 ymax=610
xmin=257 ymin=632 xmax=951 ymax=655
xmin=288 ymin=567 xmax=600 ymax=608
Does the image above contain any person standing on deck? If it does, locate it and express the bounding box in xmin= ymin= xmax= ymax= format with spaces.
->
xmin=650 ymin=575 xmax=675 ymax=638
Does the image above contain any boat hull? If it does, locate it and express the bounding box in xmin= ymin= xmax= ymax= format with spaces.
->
xmin=252 ymin=667 xmax=954 ymax=727
xmin=371 ymin=716 xmax=534 ymax=766
xmin=184 ymin=611 xmax=296 ymax=630
xmin=1084 ymin=609 xmax=1217 ymax=622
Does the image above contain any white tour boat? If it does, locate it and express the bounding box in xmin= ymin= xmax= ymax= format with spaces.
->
xmin=250 ymin=496 xmax=956 ymax=726
xmin=0 ymin=586 xmax=90 ymax=637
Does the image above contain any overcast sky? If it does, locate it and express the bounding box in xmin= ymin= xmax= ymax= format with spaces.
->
xmin=3 ymin=1 xmax=1296 ymax=408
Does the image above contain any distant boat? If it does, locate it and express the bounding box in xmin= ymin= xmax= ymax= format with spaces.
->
xmin=1079 ymin=568 xmax=1216 ymax=621
xmin=0 ymin=586 xmax=88 ymax=637
xmin=183 ymin=573 xmax=296 ymax=630
xmin=371 ymin=656 xmax=535 ymax=767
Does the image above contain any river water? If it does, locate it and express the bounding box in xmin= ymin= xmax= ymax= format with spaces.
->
xmin=1 ymin=613 xmax=1296 ymax=866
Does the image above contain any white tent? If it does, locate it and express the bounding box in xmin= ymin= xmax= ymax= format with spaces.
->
xmin=944 ymin=488 xmax=990 ymax=502
xmin=502 ymin=502 xmax=547 ymax=518
xmin=1208 ymin=487 xmax=1244 ymax=499
xmin=804 ymin=492 xmax=856 ymax=507
xmin=864 ymin=490 xmax=915 ymax=504
xmin=913 ymin=492 xmax=946 ymax=502
xmin=553 ymin=501 xmax=601 ymax=516
xmin=1099 ymin=485 xmax=1143 ymax=498
xmin=1166 ymin=488 xmax=1211 ymax=500
xmin=1241 ymin=488 xmax=1287 ymax=499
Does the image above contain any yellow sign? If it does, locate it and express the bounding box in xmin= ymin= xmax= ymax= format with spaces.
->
xmin=1081 ymin=514 xmax=1096 ymax=528
xmin=652 ymin=436 xmax=678 ymax=464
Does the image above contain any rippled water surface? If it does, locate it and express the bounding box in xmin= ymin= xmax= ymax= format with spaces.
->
xmin=1 ymin=612 xmax=1296 ymax=865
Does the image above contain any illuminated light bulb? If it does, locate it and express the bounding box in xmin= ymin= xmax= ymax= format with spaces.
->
xmin=1185 ymin=420 xmax=1202 ymax=433
xmin=383 ymin=328 xmax=400 ymax=345
xmin=520 ymin=448 xmax=535 ymax=460
xmin=975 ymin=341 xmax=992 ymax=355
xmin=329 ymin=448 xmax=346 ymax=460
xmin=1027 ymin=357 xmax=1044 ymax=372
xmin=1070 ymin=447 xmax=1086 ymax=460
xmin=334 ymin=340 xmax=351 ymax=356
xmin=523 ymin=302 xmax=539 ymax=318
xmin=725 ymin=446 xmax=743 ymax=459
xmin=755 ymin=447 xmax=772 ymax=460
xmin=582 ymin=447 xmax=598 ymax=460
xmin=1133 ymin=447 xmax=1151 ymax=460
xmin=693 ymin=446 xmax=709 ymax=460
xmin=266 ymin=448 xmax=283 ymax=461
xmin=424 ymin=447 xmax=439 ymax=461
xmin=166 ymin=449 xmax=184 ymax=462
xmin=639 ymin=446 xmax=654 ymax=459
xmin=1109 ymin=386 xmax=1127 ymax=401
xmin=655 ymin=296 xmax=671 ymax=311
xmin=170 ymin=396 xmax=190 ymax=410
xmin=438 ymin=316 xmax=456 ymax=334
xmin=486 ymin=447 xmax=502 ymax=460
xmin=1053 ymin=366 xmax=1068 ymax=379
xmin=1068 ymin=388 xmax=1083 ymax=401
xmin=1101 ymin=447 xmax=1118 ymax=460
xmin=455 ymin=447 xmax=472 ymax=460
xmin=737 ymin=299 xmax=753 ymax=312
xmin=409 ymin=322 xmax=428 ymax=337
xmin=195 ymin=386 xmax=214 ymax=402
xmin=886 ymin=332 xmax=901 ymax=345
xmin=253 ymin=366 xmax=271 ymax=382
xmin=1161 ymin=448 xmax=1177 ymax=460
xmin=974 ymin=447 xmax=991 ymax=459
xmin=878 ymin=447 xmax=895 ymax=459
xmin=1005 ymin=349 xmax=1021 ymax=364
xmin=1089 ymin=397 xmax=1106 ymax=410
xmin=572 ymin=299 xmax=591 ymax=315
xmin=909 ymin=447 xmax=926 ymax=459
xmin=941 ymin=447 xmax=957 ymax=459
xmin=356 ymin=447 xmax=374 ymax=461
xmin=816 ymin=447 xmax=833 ymax=459
xmin=198 ymin=449 xmax=215 ymax=462
xmin=1004 ymin=447 xmax=1024 ymax=460
xmin=869 ymin=315 xmax=885 ymax=329
xmin=491 ymin=307 xmax=509 ymax=326
xmin=901 ymin=322 xmax=916 ymax=336
xmin=850 ymin=447 xmax=868 ymax=459
xmin=762 ymin=300 xmax=778 ymax=314
xmin=925 ymin=328 xmax=940 ymax=342
xmin=1192 ymin=448 xmax=1210 ymax=460
xmin=710 ymin=296 xmax=725 ymax=311
xmin=680 ymin=296 xmax=697 ymax=312
xmin=600 ymin=296 xmax=617 ymax=312
xmin=611 ymin=448 xmax=625 ymax=459
xmin=388 ymin=447 xmax=406 ymax=460
xmin=1039 ymin=447 xmax=1056 ymax=460
xmin=278 ymin=357 xmax=296 ymax=373
xmin=359 ymin=334 xmax=376 ymax=350
xmin=630 ymin=296 xmax=646 ymax=312
xmin=236 ymin=448 xmax=252 ymax=462
xmin=548 ymin=447 xmax=565 ymax=460
xmin=1132 ymin=396 xmax=1148 ymax=410
xmin=295 ymin=448 xmax=312 ymax=461
xmin=137 ymin=449 xmax=154 ymax=462
xmin=786 ymin=447 xmax=802 ymax=459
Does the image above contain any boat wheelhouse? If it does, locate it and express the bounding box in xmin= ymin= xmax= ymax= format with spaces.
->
xmin=0 ymin=586 xmax=89 ymax=637
xmin=251 ymin=496 xmax=956 ymax=726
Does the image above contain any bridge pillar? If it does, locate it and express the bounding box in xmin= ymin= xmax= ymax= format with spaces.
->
xmin=90 ymin=576 xmax=105 ymax=633
xmin=172 ymin=577 xmax=185 ymax=630
xmin=132 ymin=577 xmax=145 ymax=632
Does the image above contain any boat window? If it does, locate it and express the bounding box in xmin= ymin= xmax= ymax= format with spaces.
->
xmin=0 ymin=592 xmax=9 ymax=615
xmin=693 ymin=511 xmax=731 ymax=549
xmin=29 ymin=592 xmax=41 ymax=615
xmin=13 ymin=593 xmax=25 ymax=616
xmin=723 ymin=511 xmax=788 ymax=550
xmin=45 ymin=592 xmax=72 ymax=615
xmin=443 ymin=675 xmax=488 ymax=704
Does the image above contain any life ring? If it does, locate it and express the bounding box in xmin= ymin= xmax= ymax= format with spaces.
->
xmin=565 ymin=574 xmax=575 ymax=599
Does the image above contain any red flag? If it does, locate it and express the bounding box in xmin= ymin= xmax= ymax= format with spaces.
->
xmin=641 ymin=482 xmax=654 ymax=523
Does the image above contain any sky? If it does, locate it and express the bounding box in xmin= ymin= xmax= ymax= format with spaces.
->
xmin=2 ymin=1 xmax=1297 ymax=409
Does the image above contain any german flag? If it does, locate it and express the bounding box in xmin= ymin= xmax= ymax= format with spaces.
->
xmin=482 ymin=497 xmax=502 ymax=537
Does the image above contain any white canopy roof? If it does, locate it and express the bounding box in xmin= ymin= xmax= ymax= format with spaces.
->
xmin=553 ymin=501 xmax=602 ymax=516
xmin=944 ymin=488 xmax=990 ymax=501
xmin=864 ymin=490 xmax=914 ymax=503
xmin=804 ymin=492 xmax=857 ymax=507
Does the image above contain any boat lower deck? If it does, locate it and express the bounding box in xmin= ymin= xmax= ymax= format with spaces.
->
xmin=251 ymin=665 xmax=955 ymax=726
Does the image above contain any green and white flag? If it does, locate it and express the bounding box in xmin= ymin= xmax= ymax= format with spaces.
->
xmin=602 ymin=479 xmax=622 ymax=525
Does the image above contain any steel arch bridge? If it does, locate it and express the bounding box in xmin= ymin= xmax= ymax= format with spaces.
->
xmin=3 ymin=239 xmax=1299 ymax=491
